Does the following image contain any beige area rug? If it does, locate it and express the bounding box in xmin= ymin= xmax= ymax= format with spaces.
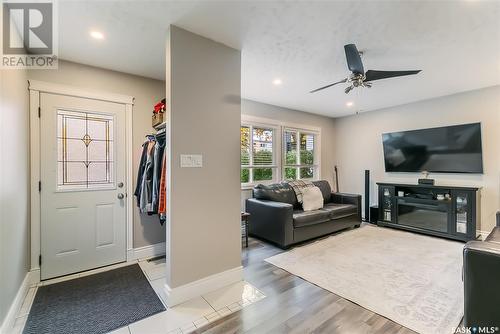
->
xmin=265 ymin=225 xmax=464 ymax=334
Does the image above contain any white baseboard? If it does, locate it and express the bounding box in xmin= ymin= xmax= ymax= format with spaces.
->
xmin=164 ymin=266 xmax=243 ymax=307
xmin=127 ymin=242 xmax=166 ymax=261
xmin=0 ymin=269 xmax=38 ymax=334
xmin=27 ymin=268 xmax=40 ymax=286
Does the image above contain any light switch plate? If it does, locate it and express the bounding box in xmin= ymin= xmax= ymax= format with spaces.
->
xmin=180 ymin=154 xmax=203 ymax=168
xmin=192 ymin=154 xmax=203 ymax=167
xmin=180 ymin=155 xmax=192 ymax=167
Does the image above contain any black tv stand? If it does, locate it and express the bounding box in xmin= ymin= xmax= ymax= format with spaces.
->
xmin=377 ymin=182 xmax=480 ymax=242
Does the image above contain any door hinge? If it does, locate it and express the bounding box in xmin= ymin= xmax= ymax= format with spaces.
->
xmin=39 ymin=255 xmax=42 ymax=266
xmin=38 ymin=107 xmax=41 ymax=118
xmin=38 ymin=181 xmax=41 ymax=192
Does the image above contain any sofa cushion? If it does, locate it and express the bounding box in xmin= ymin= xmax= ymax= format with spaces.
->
xmin=312 ymin=180 xmax=332 ymax=203
xmin=485 ymin=226 xmax=500 ymax=244
xmin=321 ymin=203 xmax=358 ymax=220
xmin=293 ymin=210 xmax=331 ymax=228
xmin=253 ymin=183 xmax=297 ymax=206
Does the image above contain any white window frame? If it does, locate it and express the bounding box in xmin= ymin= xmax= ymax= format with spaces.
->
xmin=241 ymin=115 xmax=321 ymax=189
xmin=282 ymin=127 xmax=320 ymax=181
xmin=241 ymin=122 xmax=279 ymax=187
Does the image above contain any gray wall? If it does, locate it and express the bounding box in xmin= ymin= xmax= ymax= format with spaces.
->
xmin=240 ymin=99 xmax=337 ymax=209
xmin=333 ymin=86 xmax=500 ymax=232
xmin=29 ymin=61 xmax=166 ymax=248
xmin=0 ymin=69 xmax=30 ymax=325
xmin=166 ymin=26 xmax=241 ymax=288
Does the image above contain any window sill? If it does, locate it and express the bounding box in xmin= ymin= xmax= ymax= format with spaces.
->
xmin=241 ymin=177 xmax=321 ymax=191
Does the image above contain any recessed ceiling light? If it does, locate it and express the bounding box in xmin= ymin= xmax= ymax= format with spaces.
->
xmin=272 ymin=78 xmax=282 ymax=86
xmin=346 ymin=101 xmax=354 ymax=107
xmin=90 ymin=31 xmax=104 ymax=40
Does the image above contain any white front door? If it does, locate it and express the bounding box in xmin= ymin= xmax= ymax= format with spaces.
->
xmin=40 ymin=93 xmax=127 ymax=280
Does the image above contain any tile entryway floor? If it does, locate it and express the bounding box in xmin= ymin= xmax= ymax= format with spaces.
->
xmin=9 ymin=258 xmax=265 ymax=334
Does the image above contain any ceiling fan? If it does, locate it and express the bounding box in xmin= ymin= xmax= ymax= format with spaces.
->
xmin=310 ymin=44 xmax=421 ymax=94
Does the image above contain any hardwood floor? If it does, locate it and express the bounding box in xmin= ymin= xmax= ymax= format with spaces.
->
xmin=195 ymin=235 xmax=417 ymax=334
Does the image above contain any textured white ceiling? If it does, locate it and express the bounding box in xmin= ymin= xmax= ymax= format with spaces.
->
xmin=58 ymin=0 xmax=500 ymax=117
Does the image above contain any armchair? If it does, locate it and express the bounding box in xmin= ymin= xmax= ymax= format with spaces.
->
xmin=463 ymin=211 xmax=500 ymax=327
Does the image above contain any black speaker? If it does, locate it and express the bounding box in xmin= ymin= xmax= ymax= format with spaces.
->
xmin=364 ymin=170 xmax=370 ymax=222
xmin=369 ymin=205 xmax=379 ymax=224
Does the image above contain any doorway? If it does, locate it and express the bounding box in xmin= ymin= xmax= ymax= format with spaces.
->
xmin=30 ymin=81 xmax=134 ymax=280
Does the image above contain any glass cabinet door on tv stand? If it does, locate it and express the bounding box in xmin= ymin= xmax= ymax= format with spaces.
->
xmin=451 ymin=190 xmax=474 ymax=238
xmin=379 ymin=186 xmax=395 ymax=223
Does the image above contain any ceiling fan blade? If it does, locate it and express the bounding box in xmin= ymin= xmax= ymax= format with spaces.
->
xmin=309 ymin=78 xmax=347 ymax=93
xmin=364 ymin=70 xmax=421 ymax=82
xmin=344 ymin=44 xmax=364 ymax=74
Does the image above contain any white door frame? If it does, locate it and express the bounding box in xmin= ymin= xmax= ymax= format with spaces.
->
xmin=28 ymin=80 xmax=135 ymax=280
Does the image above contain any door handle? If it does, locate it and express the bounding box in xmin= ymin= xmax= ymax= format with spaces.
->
xmin=118 ymin=182 xmax=124 ymax=188
xmin=117 ymin=193 xmax=124 ymax=200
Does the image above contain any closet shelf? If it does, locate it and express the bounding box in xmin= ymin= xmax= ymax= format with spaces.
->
xmin=153 ymin=122 xmax=166 ymax=130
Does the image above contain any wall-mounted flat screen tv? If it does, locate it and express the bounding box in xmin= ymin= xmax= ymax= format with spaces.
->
xmin=382 ymin=123 xmax=483 ymax=173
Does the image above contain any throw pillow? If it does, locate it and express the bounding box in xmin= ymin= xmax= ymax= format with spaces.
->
xmin=302 ymin=186 xmax=324 ymax=211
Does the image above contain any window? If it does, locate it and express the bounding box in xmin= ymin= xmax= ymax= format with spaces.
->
xmin=283 ymin=129 xmax=318 ymax=180
xmin=241 ymin=125 xmax=276 ymax=185
xmin=240 ymin=120 xmax=320 ymax=187
xmin=57 ymin=109 xmax=115 ymax=190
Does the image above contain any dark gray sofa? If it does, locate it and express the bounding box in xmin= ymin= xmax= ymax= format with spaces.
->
xmin=246 ymin=180 xmax=361 ymax=249
xmin=463 ymin=211 xmax=500 ymax=327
